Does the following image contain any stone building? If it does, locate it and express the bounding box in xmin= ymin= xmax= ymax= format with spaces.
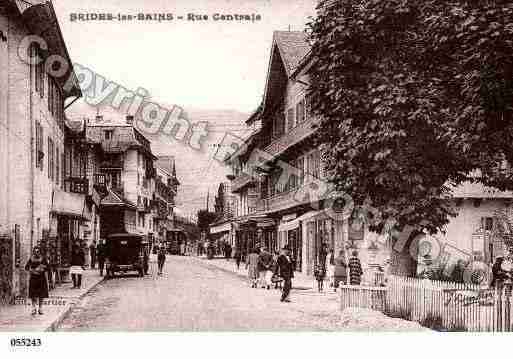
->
xmin=85 ymin=115 xmax=158 ymax=242
xmin=0 ymin=0 xmax=83 ymax=300
xmin=153 ymin=156 xmax=179 ymax=245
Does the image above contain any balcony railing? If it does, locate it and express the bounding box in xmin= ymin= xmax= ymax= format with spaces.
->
xmin=262 ymin=116 xmax=319 ymax=160
xmin=93 ymin=173 xmax=107 ymax=187
xmin=256 ymin=185 xmax=313 ymax=213
xmin=64 ymin=177 xmax=89 ymax=195
xmin=100 ymin=158 xmax=124 ymax=170
xmin=231 ymin=173 xmax=257 ymax=193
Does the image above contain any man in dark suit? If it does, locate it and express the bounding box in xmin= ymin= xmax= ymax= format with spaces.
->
xmin=274 ymin=245 xmax=294 ymax=302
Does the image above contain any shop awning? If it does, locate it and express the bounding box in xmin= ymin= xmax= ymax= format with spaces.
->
xmin=278 ymin=209 xmax=333 ymax=232
xmin=51 ymin=190 xmax=89 ymax=220
xmin=210 ymin=222 xmax=232 ymax=234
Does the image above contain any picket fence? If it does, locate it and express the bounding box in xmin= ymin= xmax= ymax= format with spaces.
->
xmin=340 ymin=275 xmax=513 ymax=332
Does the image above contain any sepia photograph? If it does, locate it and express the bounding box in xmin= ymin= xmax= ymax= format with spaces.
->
xmin=1 ymin=0 xmax=513 ymax=353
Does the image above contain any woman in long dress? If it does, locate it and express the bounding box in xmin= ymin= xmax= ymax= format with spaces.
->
xmin=25 ymin=246 xmax=49 ymax=315
xmin=325 ymin=249 xmax=335 ymax=288
xmin=246 ymin=248 xmax=260 ymax=288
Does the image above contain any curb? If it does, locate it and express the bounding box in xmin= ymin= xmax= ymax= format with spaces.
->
xmin=45 ymin=276 xmax=106 ymax=332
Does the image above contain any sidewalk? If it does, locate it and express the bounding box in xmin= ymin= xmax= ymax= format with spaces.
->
xmin=196 ymin=256 xmax=319 ymax=291
xmin=0 ymin=269 xmax=105 ymax=332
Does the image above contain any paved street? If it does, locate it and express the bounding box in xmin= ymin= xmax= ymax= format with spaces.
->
xmin=57 ymin=256 xmax=343 ymax=331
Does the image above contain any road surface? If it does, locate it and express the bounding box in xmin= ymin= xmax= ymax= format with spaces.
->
xmin=57 ymin=255 xmax=343 ymax=331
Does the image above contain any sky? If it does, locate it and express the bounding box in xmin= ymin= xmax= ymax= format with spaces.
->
xmin=53 ymin=0 xmax=317 ymax=112
xmin=50 ymin=0 xmax=317 ymax=217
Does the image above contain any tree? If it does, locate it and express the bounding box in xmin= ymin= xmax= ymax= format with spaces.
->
xmin=308 ymin=0 xmax=513 ymax=235
xmin=196 ymin=210 xmax=218 ymax=233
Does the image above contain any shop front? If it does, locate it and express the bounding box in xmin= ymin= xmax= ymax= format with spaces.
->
xmin=48 ymin=189 xmax=91 ymax=286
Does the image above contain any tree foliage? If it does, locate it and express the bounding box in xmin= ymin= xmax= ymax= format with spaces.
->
xmin=197 ymin=210 xmax=218 ymax=232
xmin=308 ymin=0 xmax=513 ymax=234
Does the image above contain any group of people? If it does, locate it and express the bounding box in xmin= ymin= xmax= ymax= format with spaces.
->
xmin=313 ymin=246 xmax=363 ymax=292
xmin=244 ymin=245 xmax=295 ymax=302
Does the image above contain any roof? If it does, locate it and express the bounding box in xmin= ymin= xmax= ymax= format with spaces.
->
xmin=86 ymin=123 xmax=156 ymax=159
xmin=450 ymin=182 xmax=513 ymax=199
xmin=15 ymin=1 xmax=82 ymax=98
xmin=65 ymin=119 xmax=85 ymax=134
xmin=100 ymin=189 xmax=137 ymax=208
xmin=273 ymin=31 xmax=311 ymax=76
xmin=261 ymin=31 xmax=311 ymax=116
xmin=156 ymin=156 xmax=175 ymax=175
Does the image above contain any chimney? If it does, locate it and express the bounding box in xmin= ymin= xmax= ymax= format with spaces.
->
xmin=126 ymin=115 xmax=134 ymax=125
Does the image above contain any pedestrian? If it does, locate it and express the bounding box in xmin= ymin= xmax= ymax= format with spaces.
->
xmin=274 ymin=245 xmax=294 ymax=302
xmin=333 ymin=250 xmax=347 ymax=290
xmin=314 ymin=264 xmax=326 ymax=292
xmin=271 ymin=251 xmax=282 ymax=290
xmin=246 ymin=248 xmax=260 ymax=288
xmin=97 ymin=239 xmax=106 ymax=276
xmin=491 ymin=257 xmax=509 ymax=288
xmin=70 ymin=241 xmax=85 ymax=289
xmin=348 ymin=250 xmax=363 ymax=286
xmin=326 ymin=248 xmax=335 ymax=288
xmin=258 ymin=246 xmax=273 ymax=289
xmin=89 ymin=240 xmax=97 ymax=269
xmin=180 ymin=240 xmax=186 ymax=256
xmin=25 ymin=246 xmax=49 ymax=315
xmin=233 ymin=248 xmax=242 ymax=270
xmin=157 ymin=246 xmax=166 ymax=275
xmin=225 ymin=242 xmax=232 ymax=260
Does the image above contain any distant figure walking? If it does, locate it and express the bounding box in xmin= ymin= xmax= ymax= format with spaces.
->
xmin=326 ymin=248 xmax=335 ymax=288
xmin=157 ymin=246 xmax=166 ymax=275
xmin=348 ymin=250 xmax=362 ymax=285
xmin=233 ymin=248 xmax=242 ymax=270
xmin=70 ymin=242 xmax=85 ymax=289
xmin=246 ymin=248 xmax=260 ymax=288
xmin=274 ymin=245 xmax=294 ymax=302
xmin=25 ymin=246 xmax=49 ymax=315
xmin=89 ymin=240 xmax=97 ymax=269
xmin=97 ymin=239 xmax=106 ymax=276
xmin=314 ymin=264 xmax=326 ymax=292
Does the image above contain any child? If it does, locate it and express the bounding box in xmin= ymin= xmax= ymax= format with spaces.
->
xmin=314 ymin=264 xmax=326 ymax=292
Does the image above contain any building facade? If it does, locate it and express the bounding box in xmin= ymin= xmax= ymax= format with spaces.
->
xmin=223 ymin=30 xmax=513 ymax=283
xmin=0 ymin=0 xmax=84 ymax=301
xmin=86 ymin=115 xmax=158 ymax=242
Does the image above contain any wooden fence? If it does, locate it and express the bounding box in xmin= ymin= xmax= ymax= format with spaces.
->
xmin=340 ymin=275 xmax=513 ymax=332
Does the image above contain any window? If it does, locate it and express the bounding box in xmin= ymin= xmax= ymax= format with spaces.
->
xmin=48 ymin=138 xmax=54 ymax=181
xmin=104 ymin=130 xmax=113 ymax=140
xmin=56 ymin=148 xmax=60 ymax=185
xmin=296 ymin=99 xmax=305 ymax=124
xmin=35 ymin=121 xmax=44 ymax=170
xmin=273 ymin=112 xmax=285 ymax=138
xmin=297 ymin=156 xmax=305 ymax=186
xmin=305 ymin=95 xmax=312 ymax=121
xmin=61 ymin=151 xmax=66 ymax=187
xmin=307 ymin=150 xmax=320 ymax=179
xmin=32 ymin=45 xmax=45 ymax=98
xmin=482 ymin=217 xmax=494 ymax=231
xmin=48 ymin=75 xmax=54 ymax=115
xmin=287 ymin=107 xmax=295 ymax=131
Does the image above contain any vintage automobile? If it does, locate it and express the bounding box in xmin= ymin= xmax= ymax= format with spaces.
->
xmin=105 ymin=233 xmax=148 ymax=278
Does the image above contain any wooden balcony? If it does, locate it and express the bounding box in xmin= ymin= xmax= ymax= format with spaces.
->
xmin=100 ymin=158 xmax=124 ymax=170
xmin=64 ymin=177 xmax=89 ymax=195
xmin=230 ymin=173 xmax=257 ymax=193
xmin=256 ymin=185 xmax=312 ymax=214
xmin=262 ymin=116 xmax=319 ymax=160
